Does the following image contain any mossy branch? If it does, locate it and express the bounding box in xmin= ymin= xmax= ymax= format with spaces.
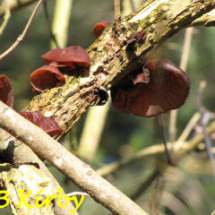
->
xmin=23 ymin=0 xmax=215 ymax=139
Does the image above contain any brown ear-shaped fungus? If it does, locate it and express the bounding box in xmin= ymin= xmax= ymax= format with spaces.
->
xmin=111 ymin=59 xmax=190 ymax=117
xmin=0 ymin=75 xmax=14 ymax=108
xmin=30 ymin=65 xmax=65 ymax=93
xmin=19 ymin=111 xmax=63 ymax=137
xmin=94 ymin=20 xmax=110 ymax=38
xmin=42 ymin=46 xmax=90 ymax=69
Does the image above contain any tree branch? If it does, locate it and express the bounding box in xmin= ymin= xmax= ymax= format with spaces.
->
xmin=0 ymin=101 xmax=148 ymax=215
xmin=24 ymin=0 xmax=215 ymax=140
xmin=97 ymin=121 xmax=215 ymax=177
xmin=0 ymin=0 xmax=37 ymax=17
xmin=0 ymin=0 xmax=43 ymax=60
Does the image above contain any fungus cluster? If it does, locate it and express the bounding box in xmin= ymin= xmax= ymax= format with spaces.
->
xmin=30 ymin=46 xmax=90 ymax=93
xmin=0 ymin=20 xmax=191 ymax=139
xmin=19 ymin=111 xmax=63 ymax=137
xmin=111 ymin=59 xmax=190 ymax=117
xmin=0 ymin=42 xmax=91 ymax=137
xmin=0 ymin=75 xmax=14 ymax=108
xmin=0 ymin=45 xmax=91 ymax=137
xmin=0 ymin=75 xmax=63 ymax=137
xmin=94 ymin=20 xmax=110 ymax=38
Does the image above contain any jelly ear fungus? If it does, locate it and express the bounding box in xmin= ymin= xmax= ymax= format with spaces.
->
xmin=19 ymin=111 xmax=63 ymax=137
xmin=0 ymin=75 xmax=14 ymax=108
xmin=111 ymin=59 xmax=190 ymax=117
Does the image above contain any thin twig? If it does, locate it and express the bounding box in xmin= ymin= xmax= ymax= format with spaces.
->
xmin=130 ymin=166 xmax=162 ymax=200
xmin=114 ymin=0 xmax=121 ymax=31
xmin=211 ymin=209 xmax=215 ymax=215
xmin=97 ymin=121 xmax=215 ymax=177
xmin=197 ymin=81 xmax=215 ymax=182
xmin=177 ymin=112 xmax=200 ymax=143
xmin=42 ymin=1 xmax=59 ymax=48
xmin=157 ymin=115 xmax=173 ymax=165
xmin=0 ymin=0 xmax=43 ymax=60
xmin=169 ymin=27 xmax=194 ymax=143
xmin=0 ymin=0 xmax=10 ymax=35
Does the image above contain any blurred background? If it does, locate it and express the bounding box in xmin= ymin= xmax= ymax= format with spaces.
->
xmin=0 ymin=0 xmax=215 ymax=214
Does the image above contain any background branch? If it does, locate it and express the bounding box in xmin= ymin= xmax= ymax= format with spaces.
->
xmin=51 ymin=0 xmax=73 ymax=48
xmin=0 ymin=0 xmax=37 ymax=17
xmin=78 ymin=100 xmax=111 ymax=162
xmin=0 ymin=0 xmax=11 ymax=35
xmin=97 ymin=120 xmax=215 ymax=177
xmin=0 ymin=0 xmax=43 ymax=60
xmin=197 ymin=81 xmax=215 ymax=181
xmin=169 ymin=27 xmax=194 ymax=143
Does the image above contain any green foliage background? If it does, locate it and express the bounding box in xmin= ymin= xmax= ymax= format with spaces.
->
xmin=0 ymin=0 xmax=215 ymax=214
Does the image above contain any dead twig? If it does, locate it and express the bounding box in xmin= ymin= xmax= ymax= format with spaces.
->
xmin=0 ymin=0 xmax=44 ymax=60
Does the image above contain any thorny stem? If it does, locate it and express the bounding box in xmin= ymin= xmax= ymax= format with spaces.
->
xmin=0 ymin=0 xmax=11 ymax=35
xmin=0 ymin=0 xmax=44 ymax=60
xmin=169 ymin=27 xmax=194 ymax=143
